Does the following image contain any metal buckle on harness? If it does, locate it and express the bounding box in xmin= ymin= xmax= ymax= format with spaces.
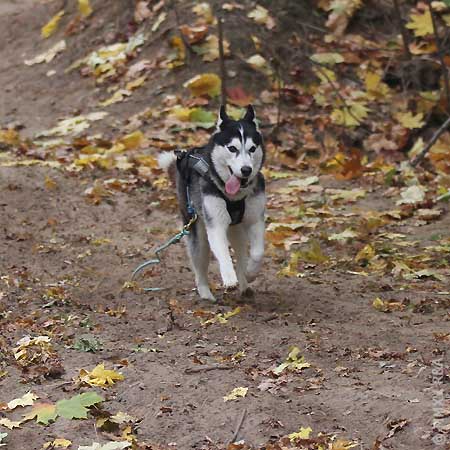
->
xmin=190 ymin=155 xmax=209 ymax=177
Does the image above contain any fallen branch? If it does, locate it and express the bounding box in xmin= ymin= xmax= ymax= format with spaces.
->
xmin=411 ymin=115 xmax=450 ymax=166
xmin=184 ymin=364 xmax=233 ymax=374
xmin=229 ymin=408 xmax=247 ymax=444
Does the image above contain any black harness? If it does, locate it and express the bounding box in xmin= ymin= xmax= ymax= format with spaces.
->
xmin=176 ymin=150 xmax=245 ymax=226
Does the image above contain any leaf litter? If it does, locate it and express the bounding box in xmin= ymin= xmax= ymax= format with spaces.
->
xmin=1 ymin=0 xmax=450 ymax=448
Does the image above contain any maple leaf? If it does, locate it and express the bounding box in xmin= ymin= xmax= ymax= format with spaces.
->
xmin=23 ymin=402 xmax=58 ymax=425
xmin=247 ymin=5 xmax=275 ymax=30
xmin=331 ymin=101 xmax=369 ymax=127
xmin=288 ymin=426 xmax=312 ymax=441
xmin=42 ymin=439 xmax=72 ymax=449
xmin=55 ymin=392 xmax=103 ymax=420
xmin=183 ymin=73 xmax=221 ymax=97
xmin=365 ymin=71 xmax=390 ymax=100
xmin=0 ymin=418 xmax=22 ymax=430
xmin=223 ymin=387 xmax=248 ymax=402
xmin=79 ymin=363 xmax=124 ymax=388
xmin=41 ymin=10 xmax=64 ymax=38
xmin=7 ymin=392 xmax=38 ymax=410
xmin=273 ymin=347 xmax=311 ymax=375
xmin=406 ymin=9 xmax=433 ymax=37
xmin=396 ymin=185 xmax=426 ymax=205
xmin=395 ymin=112 xmax=425 ymax=129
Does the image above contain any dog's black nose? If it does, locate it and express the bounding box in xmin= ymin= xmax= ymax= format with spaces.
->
xmin=241 ymin=166 xmax=252 ymax=178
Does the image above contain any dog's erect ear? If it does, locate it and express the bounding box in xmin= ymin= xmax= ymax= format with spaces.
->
xmin=243 ymin=104 xmax=257 ymax=127
xmin=216 ymin=105 xmax=230 ymax=131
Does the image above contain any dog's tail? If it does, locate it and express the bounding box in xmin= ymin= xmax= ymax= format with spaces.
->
xmin=158 ymin=151 xmax=177 ymax=171
xmin=158 ymin=151 xmax=177 ymax=184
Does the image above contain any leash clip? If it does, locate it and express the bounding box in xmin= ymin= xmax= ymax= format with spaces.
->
xmin=131 ymin=214 xmax=198 ymax=292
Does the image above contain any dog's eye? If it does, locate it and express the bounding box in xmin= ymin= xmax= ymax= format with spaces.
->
xmin=249 ymin=146 xmax=257 ymax=153
xmin=228 ymin=146 xmax=238 ymax=153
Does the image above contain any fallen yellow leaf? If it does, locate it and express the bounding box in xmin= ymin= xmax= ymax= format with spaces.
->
xmin=183 ymin=73 xmax=221 ymax=97
xmin=41 ymin=10 xmax=64 ymax=39
xmin=78 ymin=0 xmax=93 ymax=17
xmin=406 ymin=9 xmax=433 ymax=37
xmin=79 ymin=363 xmax=124 ymax=388
xmin=223 ymin=387 xmax=248 ymax=402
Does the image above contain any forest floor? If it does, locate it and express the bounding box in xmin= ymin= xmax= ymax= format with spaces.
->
xmin=0 ymin=1 xmax=449 ymax=450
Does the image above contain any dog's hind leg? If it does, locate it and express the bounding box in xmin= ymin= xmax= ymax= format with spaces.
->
xmin=186 ymin=223 xmax=215 ymax=302
xmin=228 ymin=225 xmax=250 ymax=295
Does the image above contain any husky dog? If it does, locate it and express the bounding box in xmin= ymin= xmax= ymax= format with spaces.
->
xmin=158 ymin=105 xmax=265 ymax=302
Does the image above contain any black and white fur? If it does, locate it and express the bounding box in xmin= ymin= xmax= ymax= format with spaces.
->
xmin=159 ymin=105 xmax=265 ymax=302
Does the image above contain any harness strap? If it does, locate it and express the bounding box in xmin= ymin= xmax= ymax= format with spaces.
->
xmin=179 ymin=151 xmax=246 ymax=226
xmin=226 ymin=199 xmax=245 ymax=226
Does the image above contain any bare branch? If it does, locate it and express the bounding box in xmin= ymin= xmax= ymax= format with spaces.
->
xmin=411 ymin=115 xmax=450 ymax=166
xmin=392 ymin=0 xmax=412 ymax=59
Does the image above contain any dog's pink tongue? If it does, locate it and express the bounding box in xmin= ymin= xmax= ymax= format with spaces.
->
xmin=225 ymin=174 xmax=241 ymax=195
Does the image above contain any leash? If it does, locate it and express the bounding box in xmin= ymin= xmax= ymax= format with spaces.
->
xmin=131 ymin=214 xmax=198 ymax=291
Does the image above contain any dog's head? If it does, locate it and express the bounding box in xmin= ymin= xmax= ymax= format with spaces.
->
xmin=211 ymin=105 xmax=264 ymax=196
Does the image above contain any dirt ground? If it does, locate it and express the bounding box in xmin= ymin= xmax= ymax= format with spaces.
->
xmin=1 ymin=1 xmax=449 ymax=450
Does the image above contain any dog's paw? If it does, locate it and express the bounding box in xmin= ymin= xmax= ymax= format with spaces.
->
xmin=222 ymin=284 xmax=239 ymax=302
xmin=198 ymin=286 xmax=216 ymax=303
xmin=223 ymin=284 xmax=238 ymax=294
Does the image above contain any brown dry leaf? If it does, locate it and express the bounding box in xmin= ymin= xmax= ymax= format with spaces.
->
xmin=227 ymin=86 xmax=253 ymax=107
xmin=0 ymin=129 xmax=20 ymax=146
xmin=192 ymin=2 xmax=214 ymax=24
xmin=193 ymin=35 xmax=230 ymax=62
xmin=248 ymin=5 xmax=276 ymax=30
xmin=45 ymin=176 xmax=58 ymax=190
xmin=372 ymin=297 xmax=405 ymax=312
xmin=179 ymin=25 xmax=208 ymax=44
xmin=325 ymin=0 xmax=362 ymax=36
xmin=134 ymin=1 xmax=152 ymax=22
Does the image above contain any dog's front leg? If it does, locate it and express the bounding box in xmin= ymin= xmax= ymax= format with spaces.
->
xmin=203 ymin=196 xmax=237 ymax=289
xmin=246 ymin=219 xmax=265 ymax=282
